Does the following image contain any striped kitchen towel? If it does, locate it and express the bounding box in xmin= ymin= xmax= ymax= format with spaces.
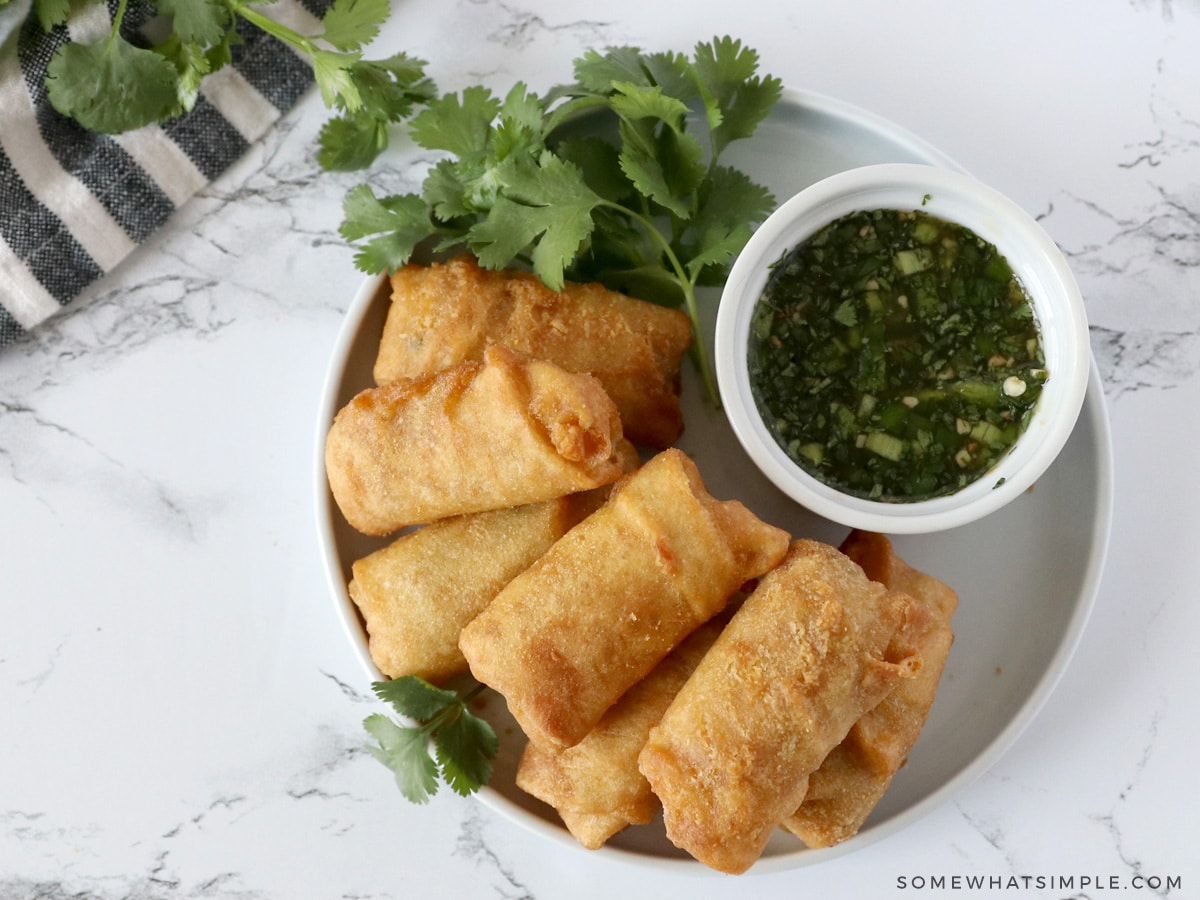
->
xmin=0 ymin=0 xmax=333 ymax=348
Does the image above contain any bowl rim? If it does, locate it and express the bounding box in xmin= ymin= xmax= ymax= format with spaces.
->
xmin=714 ymin=162 xmax=1091 ymax=534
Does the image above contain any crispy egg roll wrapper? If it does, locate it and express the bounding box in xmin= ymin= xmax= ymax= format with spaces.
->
xmin=516 ymin=620 xmax=724 ymax=849
xmin=325 ymin=345 xmax=632 ymax=535
xmin=782 ymin=531 xmax=958 ymax=848
xmin=375 ymin=256 xmax=693 ymax=448
xmin=637 ymin=539 xmax=927 ymax=874
xmin=458 ymin=448 xmax=790 ymax=750
xmin=348 ymin=489 xmax=616 ymax=684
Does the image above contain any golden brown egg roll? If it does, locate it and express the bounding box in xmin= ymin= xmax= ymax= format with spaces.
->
xmin=637 ymin=539 xmax=927 ymax=874
xmin=515 ymin=619 xmax=724 ymax=849
xmin=782 ymin=531 xmax=958 ymax=848
xmin=458 ymin=448 xmax=790 ymax=751
xmin=325 ymin=345 xmax=631 ymax=535
xmin=348 ymin=490 xmax=613 ymax=684
xmin=374 ymin=256 xmax=693 ymax=448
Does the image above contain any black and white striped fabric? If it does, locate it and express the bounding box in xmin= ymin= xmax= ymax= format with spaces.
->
xmin=0 ymin=0 xmax=333 ymax=348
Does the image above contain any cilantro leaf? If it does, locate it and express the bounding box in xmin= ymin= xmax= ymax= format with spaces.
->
xmin=640 ymin=50 xmax=698 ymax=104
xmin=618 ymin=130 xmax=704 ymax=221
xmin=318 ymin=110 xmax=388 ymax=171
xmin=363 ymin=713 xmax=440 ymax=804
xmin=421 ymin=158 xmax=475 ymax=222
xmin=339 ymin=185 xmax=431 ymax=273
xmin=692 ymin=164 xmax=776 ymax=236
xmin=433 ymin=706 xmax=498 ymax=797
xmin=203 ymin=19 xmax=239 ymax=72
xmin=609 ymin=81 xmax=689 ymax=134
xmin=463 ymin=195 xmax=545 ymax=267
xmin=572 ymin=45 xmax=652 ymax=93
xmin=553 ymin=135 xmax=632 ymax=204
xmin=372 ymin=675 xmax=459 ymax=720
xmin=679 ymin=164 xmax=775 ymax=280
xmin=498 ymin=82 xmax=546 ymax=134
xmin=32 ymin=0 xmax=72 ymax=30
xmin=159 ymin=38 xmax=213 ymax=116
xmin=692 ymin=36 xmax=783 ymax=157
xmin=490 ymin=82 xmax=546 ymax=160
xmin=467 ymin=153 xmax=602 ymax=289
xmin=410 ymin=86 xmax=502 ymax=156
xmin=311 ymin=48 xmax=363 ymax=111
xmin=347 ymin=53 xmax=435 ymax=121
xmin=314 ymin=53 xmax=432 ymax=170
xmin=364 ymin=677 xmax=497 ymax=804
xmin=155 ymin=0 xmax=232 ymax=47
xmin=313 ymin=52 xmax=433 ymax=169
xmin=47 ymin=37 xmax=181 ymax=134
xmin=318 ymin=0 xmax=389 ymax=51
xmin=613 ymin=93 xmax=704 ymax=219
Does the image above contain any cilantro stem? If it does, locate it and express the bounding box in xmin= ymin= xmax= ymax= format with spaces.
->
xmin=677 ymin=278 xmax=719 ymax=407
xmin=459 ymin=682 xmax=488 ymax=704
xmin=436 ymin=682 xmax=486 ymax=718
xmin=604 ymin=200 xmax=721 ymax=406
xmin=414 ymin=680 xmax=489 ymax=737
xmin=108 ymin=0 xmax=130 ymax=40
xmin=235 ymin=5 xmax=318 ymax=55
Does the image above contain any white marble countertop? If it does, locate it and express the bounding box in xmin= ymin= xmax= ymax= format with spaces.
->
xmin=2 ymin=0 xmax=1197 ymax=896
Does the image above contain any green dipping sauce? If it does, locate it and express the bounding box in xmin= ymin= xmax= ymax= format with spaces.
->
xmin=748 ymin=207 xmax=1047 ymax=502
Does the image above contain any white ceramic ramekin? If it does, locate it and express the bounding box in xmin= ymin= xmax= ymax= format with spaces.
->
xmin=715 ymin=163 xmax=1090 ymax=533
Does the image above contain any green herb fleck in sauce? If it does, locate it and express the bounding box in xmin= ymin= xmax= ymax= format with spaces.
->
xmin=748 ymin=208 xmax=1047 ymax=502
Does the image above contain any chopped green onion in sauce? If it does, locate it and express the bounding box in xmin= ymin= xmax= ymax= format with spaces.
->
xmin=747 ymin=207 xmax=1047 ymax=502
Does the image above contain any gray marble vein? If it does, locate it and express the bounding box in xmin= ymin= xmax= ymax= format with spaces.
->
xmin=1084 ymin=44 xmax=1199 ymax=396
xmin=1 ymin=711 xmax=383 ymax=898
xmin=454 ymin=806 xmax=537 ymax=900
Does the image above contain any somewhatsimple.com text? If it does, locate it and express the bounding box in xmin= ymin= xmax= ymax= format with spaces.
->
xmin=896 ymin=873 xmax=1182 ymax=892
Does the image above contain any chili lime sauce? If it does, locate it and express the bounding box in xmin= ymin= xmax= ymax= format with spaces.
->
xmin=747 ymin=207 xmax=1047 ymax=502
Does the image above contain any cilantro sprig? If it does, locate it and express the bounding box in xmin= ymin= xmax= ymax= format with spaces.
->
xmin=339 ymin=37 xmax=783 ymax=403
xmin=36 ymin=0 xmax=434 ymax=171
xmin=363 ymin=676 xmax=497 ymax=803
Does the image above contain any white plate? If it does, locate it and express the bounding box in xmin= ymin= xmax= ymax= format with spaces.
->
xmin=314 ymin=88 xmax=1114 ymax=873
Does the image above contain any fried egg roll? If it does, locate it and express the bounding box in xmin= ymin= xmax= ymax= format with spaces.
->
xmin=348 ymin=490 xmax=613 ymax=684
xmin=374 ymin=256 xmax=693 ymax=448
xmin=458 ymin=448 xmax=790 ymax=750
xmin=325 ymin=345 xmax=631 ymax=535
xmin=782 ymin=531 xmax=957 ymax=848
xmin=637 ymin=539 xmax=927 ymax=874
xmin=515 ymin=620 xmax=723 ymax=849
